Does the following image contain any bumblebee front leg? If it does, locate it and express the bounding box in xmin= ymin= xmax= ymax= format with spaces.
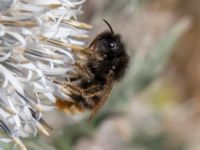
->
xmin=74 ymin=62 xmax=93 ymax=79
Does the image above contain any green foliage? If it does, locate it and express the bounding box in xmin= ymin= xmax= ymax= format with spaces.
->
xmin=129 ymin=130 xmax=186 ymax=150
xmin=53 ymin=122 xmax=94 ymax=150
xmin=25 ymin=137 xmax=56 ymax=150
xmin=0 ymin=141 xmax=13 ymax=150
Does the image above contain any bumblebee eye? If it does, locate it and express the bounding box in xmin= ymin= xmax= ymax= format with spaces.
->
xmin=109 ymin=42 xmax=117 ymax=49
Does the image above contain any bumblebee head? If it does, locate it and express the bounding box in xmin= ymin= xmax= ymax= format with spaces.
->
xmin=89 ymin=20 xmax=126 ymax=59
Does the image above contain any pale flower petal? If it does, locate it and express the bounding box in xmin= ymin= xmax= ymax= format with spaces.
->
xmin=0 ymin=0 xmax=90 ymax=149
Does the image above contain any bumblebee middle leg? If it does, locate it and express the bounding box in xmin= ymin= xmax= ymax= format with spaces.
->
xmin=65 ymin=82 xmax=103 ymax=97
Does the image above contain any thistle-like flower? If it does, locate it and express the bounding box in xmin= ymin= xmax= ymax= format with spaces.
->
xmin=0 ymin=0 xmax=91 ymax=149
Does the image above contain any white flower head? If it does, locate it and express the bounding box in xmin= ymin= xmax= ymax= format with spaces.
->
xmin=0 ymin=0 xmax=91 ymax=149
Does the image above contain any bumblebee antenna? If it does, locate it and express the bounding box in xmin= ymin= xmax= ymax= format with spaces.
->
xmin=103 ymin=19 xmax=114 ymax=34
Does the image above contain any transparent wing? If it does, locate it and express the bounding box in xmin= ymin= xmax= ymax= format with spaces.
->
xmin=89 ymin=70 xmax=114 ymax=120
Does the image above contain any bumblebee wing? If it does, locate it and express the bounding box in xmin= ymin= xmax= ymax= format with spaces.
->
xmin=89 ymin=70 xmax=114 ymax=120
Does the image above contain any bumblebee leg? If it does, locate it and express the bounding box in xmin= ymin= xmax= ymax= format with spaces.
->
xmin=56 ymin=98 xmax=84 ymax=114
xmin=65 ymin=81 xmax=104 ymax=99
xmin=69 ymin=94 xmax=94 ymax=110
xmin=82 ymin=84 xmax=103 ymax=95
xmin=74 ymin=63 xmax=93 ymax=78
xmin=62 ymin=83 xmax=104 ymax=111
xmin=64 ymin=83 xmax=83 ymax=95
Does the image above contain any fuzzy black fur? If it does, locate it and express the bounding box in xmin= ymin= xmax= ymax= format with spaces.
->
xmin=71 ymin=24 xmax=129 ymax=111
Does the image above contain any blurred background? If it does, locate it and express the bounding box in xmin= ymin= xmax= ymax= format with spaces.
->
xmin=22 ymin=0 xmax=200 ymax=150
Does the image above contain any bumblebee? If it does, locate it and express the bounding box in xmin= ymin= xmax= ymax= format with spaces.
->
xmin=56 ymin=20 xmax=129 ymax=120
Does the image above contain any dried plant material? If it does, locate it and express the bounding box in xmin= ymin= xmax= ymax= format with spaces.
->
xmin=0 ymin=0 xmax=89 ymax=149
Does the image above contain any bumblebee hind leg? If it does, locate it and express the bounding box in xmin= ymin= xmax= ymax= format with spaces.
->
xmin=56 ymin=98 xmax=84 ymax=115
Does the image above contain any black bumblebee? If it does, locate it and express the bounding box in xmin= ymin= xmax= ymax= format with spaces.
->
xmin=56 ymin=19 xmax=129 ymax=119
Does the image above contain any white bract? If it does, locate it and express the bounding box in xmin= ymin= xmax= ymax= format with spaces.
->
xmin=0 ymin=0 xmax=91 ymax=149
